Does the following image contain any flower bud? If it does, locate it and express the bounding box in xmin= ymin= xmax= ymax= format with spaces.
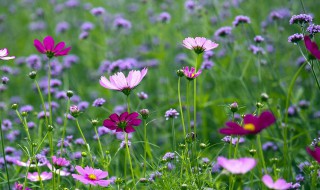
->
xmin=140 ymin=109 xmax=149 ymax=119
xmin=81 ymin=152 xmax=87 ymax=157
xmin=256 ymin=102 xmax=263 ymax=108
xmin=181 ymin=184 xmax=188 ymax=190
xmin=186 ymin=132 xmax=196 ymax=143
xmin=199 ymin=143 xmax=207 ymax=149
xmin=230 ymin=102 xmax=238 ymax=113
xmin=260 ymin=93 xmax=269 ymax=102
xmin=139 ymin=178 xmax=148 ymax=184
xmin=11 ymin=104 xmax=18 ymax=110
xmin=249 ymin=149 xmax=256 ymax=156
xmin=70 ymin=105 xmax=80 ymax=118
xmin=176 ymin=69 xmax=184 ymax=77
xmin=47 ymin=125 xmax=54 ymax=132
xmin=29 ymin=71 xmax=37 ymax=79
xmin=91 ymin=119 xmax=99 ymax=126
xmin=115 ymin=177 xmax=124 ymax=185
xmin=66 ymin=90 xmax=73 ymax=98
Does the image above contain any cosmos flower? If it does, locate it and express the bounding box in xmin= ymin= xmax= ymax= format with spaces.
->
xmin=217 ymin=156 xmax=256 ymax=174
xmin=0 ymin=48 xmax=15 ymax=60
xmin=182 ymin=37 xmax=219 ymax=54
xmin=34 ymin=36 xmax=71 ymax=58
xmin=14 ymin=182 xmax=32 ymax=190
xmin=47 ymin=163 xmax=70 ymax=176
xmin=103 ymin=112 xmax=141 ymax=133
xmin=262 ymin=174 xmax=292 ymax=190
xmin=52 ymin=156 xmax=70 ymax=168
xmin=99 ymin=68 xmax=148 ymax=96
xmin=219 ymin=111 xmax=276 ymax=136
xmin=183 ymin=66 xmax=202 ymax=80
xmin=306 ymin=146 xmax=320 ymax=164
xmin=72 ymin=166 xmax=111 ymax=187
xmin=27 ymin=172 xmax=52 ymax=182
xmin=304 ymin=35 xmax=320 ymax=60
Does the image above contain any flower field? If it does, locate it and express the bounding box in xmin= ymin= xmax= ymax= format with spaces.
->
xmin=0 ymin=0 xmax=320 ymax=189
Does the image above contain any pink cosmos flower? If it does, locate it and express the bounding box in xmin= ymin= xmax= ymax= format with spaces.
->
xmin=262 ymin=174 xmax=292 ymax=190
xmin=100 ymin=68 xmax=148 ymax=96
xmin=72 ymin=166 xmax=111 ymax=187
xmin=182 ymin=37 xmax=219 ymax=54
xmin=217 ymin=156 xmax=256 ymax=174
xmin=34 ymin=36 xmax=71 ymax=58
xmin=27 ymin=172 xmax=52 ymax=182
xmin=0 ymin=48 xmax=15 ymax=60
xmin=219 ymin=111 xmax=276 ymax=136
xmin=47 ymin=163 xmax=70 ymax=176
xmin=183 ymin=66 xmax=202 ymax=80
xmin=103 ymin=112 xmax=141 ymax=133
xmin=52 ymin=156 xmax=70 ymax=168
xmin=306 ymin=146 xmax=320 ymax=164
xmin=14 ymin=182 xmax=32 ymax=190
xmin=304 ymin=35 xmax=320 ymax=60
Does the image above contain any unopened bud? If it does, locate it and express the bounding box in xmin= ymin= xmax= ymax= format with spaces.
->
xmin=256 ymin=102 xmax=263 ymax=108
xmin=11 ymin=104 xmax=18 ymax=110
xmin=260 ymin=93 xmax=269 ymax=102
xmin=230 ymin=102 xmax=238 ymax=113
xmin=47 ymin=125 xmax=54 ymax=132
xmin=66 ymin=90 xmax=73 ymax=98
xmin=176 ymin=69 xmax=184 ymax=77
xmin=140 ymin=109 xmax=149 ymax=119
xmin=29 ymin=71 xmax=37 ymax=79
xmin=81 ymin=152 xmax=87 ymax=157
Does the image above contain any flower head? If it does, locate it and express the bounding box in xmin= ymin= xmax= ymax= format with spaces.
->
xmin=183 ymin=66 xmax=202 ymax=80
xmin=233 ymin=15 xmax=251 ymax=27
xmin=72 ymin=166 xmax=111 ymax=187
xmin=100 ymin=68 xmax=148 ymax=96
xmin=0 ymin=48 xmax=15 ymax=60
xmin=14 ymin=182 xmax=32 ymax=190
xmin=182 ymin=37 xmax=218 ymax=54
xmin=52 ymin=156 xmax=70 ymax=168
xmin=289 ymin=14 xmax=312 ymax=25
xmin=27 ymin=172 xmax=52 ymax=182
xmin=34 ymin=36 xmax=71 ymax=58
xmin=306 ymin=146 xmax=320 ymax=164
xmin=164 ymin=108 xmax=179 ymax=120
xmin=103 ymin=112 xmax=141 ymax=133
xmin=304 ymin=36 xmax=320 ymax=60
xmin=262 ymin=174 xmax=292 ymax=190
xmin=217 ymin=156 xmax=256 ymax=174
xmin=219 ymin=111 xmax=276 ymax=136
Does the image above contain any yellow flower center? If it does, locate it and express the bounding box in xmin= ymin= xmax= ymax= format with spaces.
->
xmin=191 ymin=73 xmax=195 ymax=77
xmin=243 ymin=123 xmax=255 ymax=131
xmin=36 ymin=176 xmax=42 ymax=181
xmin=88 ymin=174 xmax=97 ymax=180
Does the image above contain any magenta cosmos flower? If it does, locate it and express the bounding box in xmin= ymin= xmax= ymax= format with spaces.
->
xmin=0 ymin=48 xmax=15 ymax=60
xmin=52 ymin=156 xmax=70 ymax=168
xmin=103 ymin=112 xmax=141 ymax=133
xmin=306 ymin=146 xmax=320 ymax=164
xmin=304 ymin=35 xmax=320 ymax=60
xmin=72 ymin=166 xmax=112 ymax=187
xmin=14 ymin=182 xmax=31 ymax=190
xmin=262 ymin=175 xmax=292 ymax=190
xmin=34 ymin=36 xmax=71 ymax=58
xmin=183 ymin=66 xmax=202 ymax=80
xmin=100 ymin=68 xmax=148 ymax=96
xmin=27 ymin=172 xmax=52 ymax=182
xmin=217 ymin=156 xmax=256 ymax=174
xmin=219 ymin=111 xmax=276 ymax=136
xmin=182 ymin=37 xmax=218 ymax=54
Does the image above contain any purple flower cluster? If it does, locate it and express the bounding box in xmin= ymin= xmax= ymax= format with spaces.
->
xmin=288 ymin=33 xmax=304 ymax=44
xmin=307 ymin=24 xmax=320 ymax=35
xmin=164 ymin=108 xmax=179 ymax=120
xmin=214 ymin=26 xmax=232 ymax=38
xmin=289 ymin=14 xmax=313 ymax=25
xmin=233 ymin=15 xmax=251 ymax=27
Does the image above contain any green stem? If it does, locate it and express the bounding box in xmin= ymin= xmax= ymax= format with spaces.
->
xmin=60 ymin=98 xmax=70 ymax=156
xmin=94 ymin=125 xmax=104 ymax=160
xmin=186 ymin=81 xmax=192 ymax=133
xmin=283 ymin=61 xmax=308 ymax=179
xmin=257 ymin=134 xmax=267 ymax=174
xmin=125 ymin=133 xmax=136 ymax=189
xmin=34 ymin=79 xmax=49 ymax=138
xmin=171 ymin=119 xmax=176 ymax=151
xmin=178 ymin=77 xmax=186 ymax=139
xmin=143 ymin=119 xmax=147 ymax=177
xmin=0 ymin=119 xmax=11 ymax=190
xmin=47 ymin=59 xmax=53 ymax=126
xmin=75 ymin=119 xmax=93 ymax=166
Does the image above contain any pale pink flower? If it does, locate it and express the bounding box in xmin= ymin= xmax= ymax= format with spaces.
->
xmin=100 ymin=68 xmax=148 ymax=95
xmin=183 ymin=66 xmax=202 ymax=80
xmin=262 ymin=174 xmax=292 ymax=190
xmin=72 ymin=166 xmax=111 ymax=187
xmin=0 ymin=48 xmax=15 ymax=60
xmin=182 ymin=37 xmax=218 ymax=54
xmin=47 ymin=163 xmax=70 ymax=176
xmin=27 ymin=172 xmax=52 ymax=182
xmin=217 ymin=156 xmax=256 ymax=174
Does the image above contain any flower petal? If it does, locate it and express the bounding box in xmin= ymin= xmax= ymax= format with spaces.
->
xmin=34 ymin=39 xmax=46 ymax=53
xmin=262 ymin=174 xmax=274 ymax=189
xmin=0 ymin=48 xmax=8 ymax=57
xmin=43 ymin=36 xmax=55 ymax=51
xmin=257 ymin=111 xmax=276 ymax=130
xmin=53 ymin=42 xmax=65 ymax=52
xmin=100 ymin=76 xmax=119 ymax=90
xmin=125 ymin=125 xmax=136 ymax=133
xmin=55 ymin=47 xmax=71 ymax=56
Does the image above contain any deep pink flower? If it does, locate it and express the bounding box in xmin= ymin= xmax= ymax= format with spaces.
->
xmin=219 ymin=111 xmax=276 ymax=136
xmin=262 ymin=174 xmax=292 ymax=190
xmin=182 ymin=37 xmax=218 ymax=54
xmin=183 ymin=66 xmax=202 ymax=80
xmin=306 ymin=146 xmax=320 ymax=164
xmin=72 ymin=166 xmax=111 ymax=187
xmin=103 ymin=112 xmax=141 ymax=133
xmin=217 ymin=156 xmax=256 ymax=174
xmin=0 ymin=48 xmax=15 ymax=60
xmin=52 ymin=156 xmax=70 ymax=168
xmin=100 ymin=68 xmax=148 ymax=96
xmin=304 ymin=36 xmax=320 ymax=60
xmin=14 ymin=182 xmax=32 ymax=190
xmin=47 ymin=163 xmax=70 ymax=176
xmin=34 ymin=36 xmax=71 ymax=58
xmin=27 ymin=172 xmax=52 ymax=182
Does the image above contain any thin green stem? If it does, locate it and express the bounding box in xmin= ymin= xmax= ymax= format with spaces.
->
xmin=178 ymin=77 xmax=186 ymax=138
xmin=171 ymin=119 xmax=176 ymax=151
xmin=186 ymin=81 xmax=192 ymax=133
xmin=75 ymin=119 xmax=93 ymax=166
xmin=47 ymin=59 xmax=53 ymax=126
xmin=143 ymin=119 xmax=147 ymax=177
xmin=125 ymin=133 xmax=136 ymax=189
xmin=60 ymin=98 xmax=70 ymax=156
xmin=0 ymin=119 xmax=11 ymax=190
xmin=34 ymin=79 xmax=49 ymax=137
xmin=257 ymin=134 xmax=267 ymax=174
xmin=94 ymin=125 xmax=104 ymax=160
